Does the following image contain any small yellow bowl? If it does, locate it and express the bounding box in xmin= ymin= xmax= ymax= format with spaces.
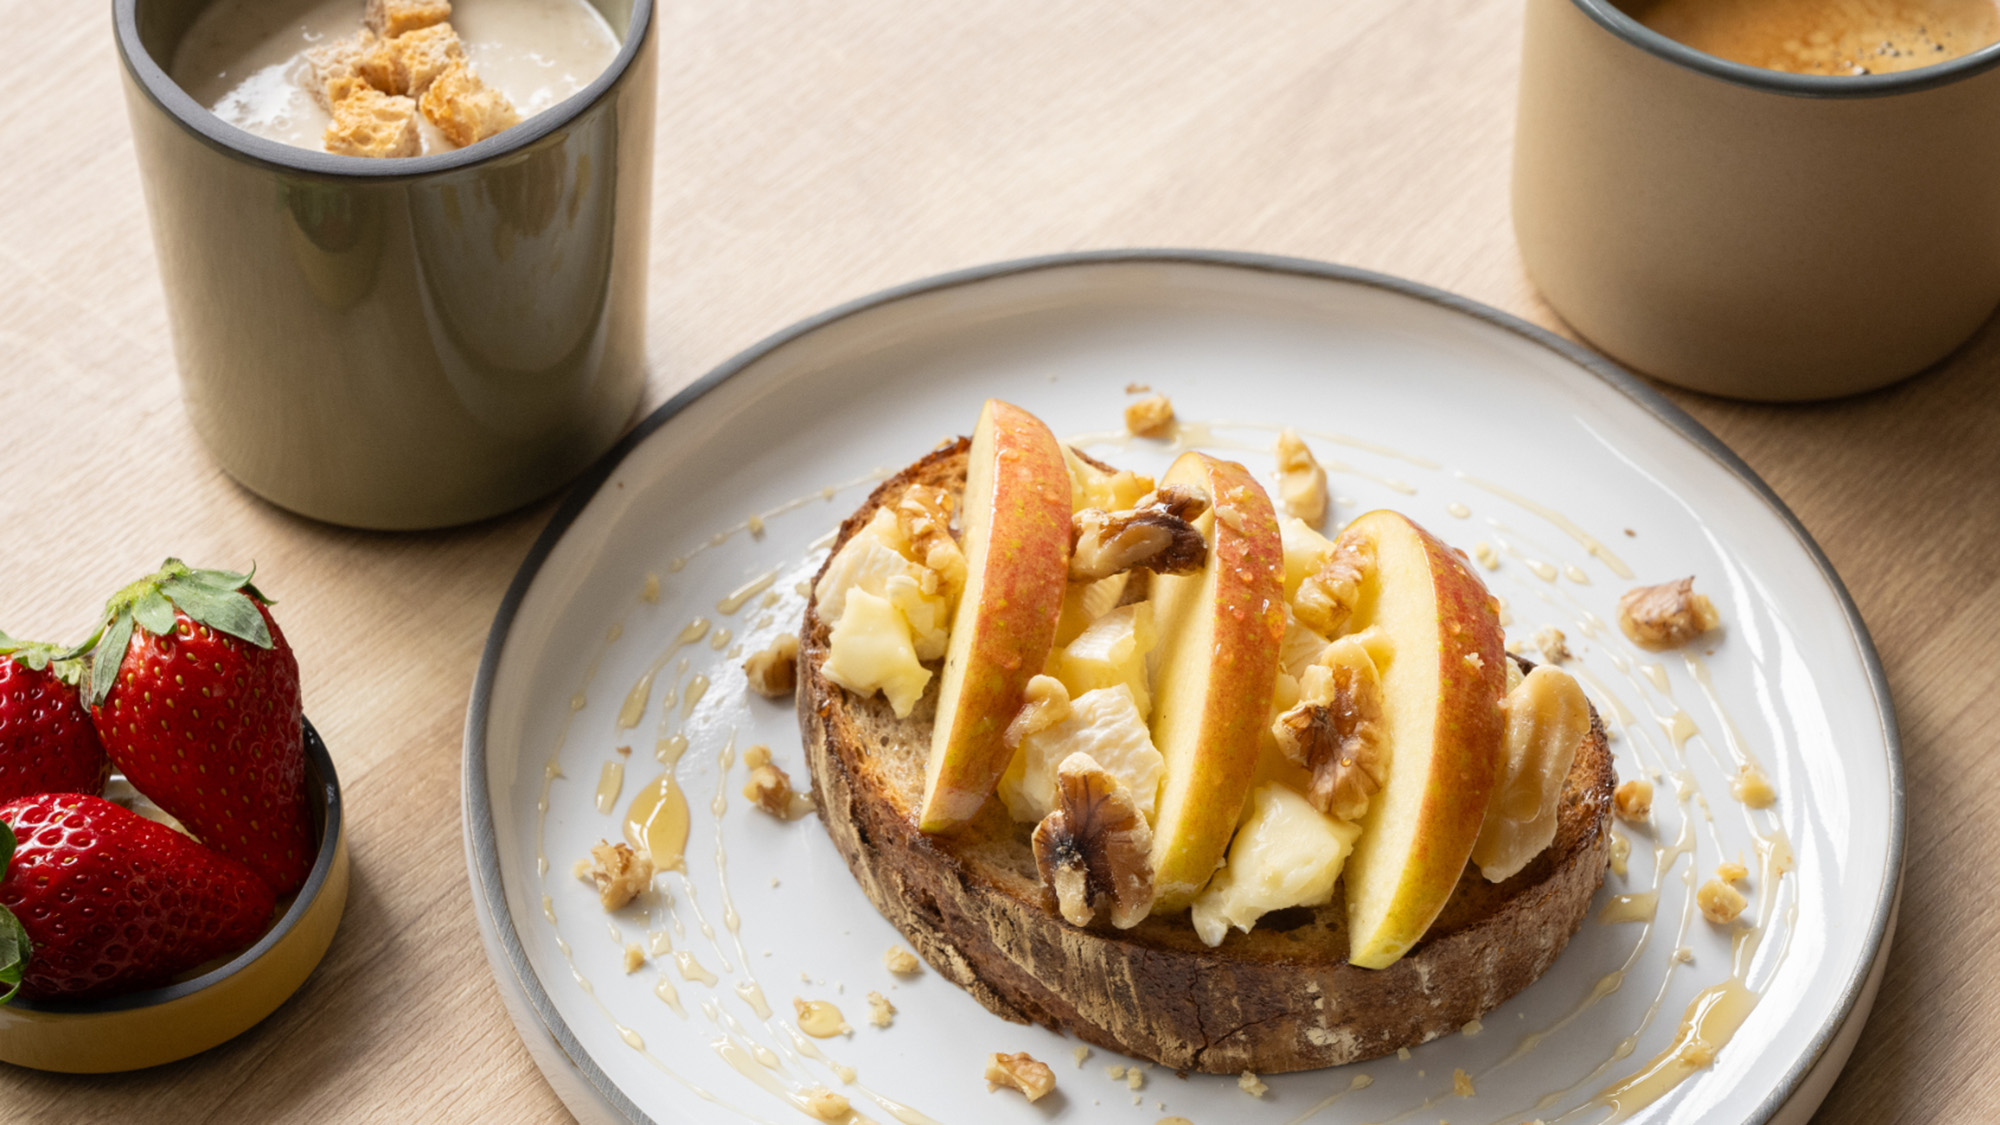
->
xmin=0 ymin=720 xmax=349 ymax=1073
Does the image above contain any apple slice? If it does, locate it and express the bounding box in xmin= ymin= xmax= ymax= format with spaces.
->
xmin=918 ymin=400 xmax=1073 ymax=832
xmin=1146 ymin=452 xmax=1287 ymax=908
xmin=1339 ymin=509 xmax=1507 ymax=969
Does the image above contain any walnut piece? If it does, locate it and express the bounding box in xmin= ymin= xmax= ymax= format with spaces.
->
xmin=1697 ymin=878 xmax=1748 ymax=924
xmin=1124 ymin=394 xmax=1176 ymax=437
xmin=1068 ymin=485 xmax=1210 ymax=582
xmin=1293 ymin=532 xmax=1374 ymax=637
xmin=1031 ymin=752 xmax=1156 ymax=929
xmin=866 ymin=990 xmax=895 ymax=1027
xmin=622 ymin=943 xmax=644 ymax=973
xmin=1238 ymin=1071 xmax=1269 ymax=1098
xmin=743 ymin=634 xmax=799 ymax=698
xmin=584 ymin=840 xmax=652 ymax=910
xmin=742 ymin=751 xmax=814 ymax=820
xmin=1731 ymin=765 xmax=1776 ymax=808
xmin=1534 ymin=626 xmax=1571 ymax=664
xmin=1273 ymin=428 xmax=1329 ymax=526
xmin=1613 ymin=779 xmax=1653 ymax=822
xmin=985 ymin=1052 xmax=1057 ymax=1102
xmin=1453 ymin=1068 xmax=1475 ymax=1097
xmin=894 ymin=483 xmax=968 ymax=600
xmin=801 ymin=1087 xmax=852 ymax=1120
xmin=1618 ymin=577 xmax=1721 ymax=650
xmin=1004 ymin=675 xmax=1073 ymax=749
xmin=1271 ymin=637 xmax=1385 ymax=821
xmin=882 ymin=945 xmax=921 ymax=975
xmin=1716 ymin=861 xmax=1749 ymax=884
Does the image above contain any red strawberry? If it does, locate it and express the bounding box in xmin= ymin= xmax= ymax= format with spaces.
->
xmin=0 ymin=793 xmax=276 ymax=1002
xmin=85 ymin=561 xmax=313 ymax=897
xmin=0 ymin=635 xmax=110 ymax=804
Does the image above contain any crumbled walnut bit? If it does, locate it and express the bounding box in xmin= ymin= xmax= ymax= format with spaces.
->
xmin=1673 ymin=946 xmax=1694 ymax=963
xmin=572 ymin=858 xmax=591 ymax=880
xmin=1698 ymin=878 xmax=1748 ymax=924
xmin=1453 ymin=1067 xmax=1475 ymax=1097
xmin=866 ymin=990 xmax=895 ymax=1028
xmin=894 ymin=483 xmax=968 ymax=600
xmin=623 ymin=943 xmax=645 ymax=973
xmin=1293 ymin=532 xmax=1374 ymax=636
xmin=1005 ymin=675 xmax=1073 ymax=749
xmin=883 ymin=945 xmax=921 ymax=975
xmin=743 ymin=634 xmax=800 ymax=698
xmin=585 ymin=841 xmax=653 ymax=910
xmin=1272 ymin=637 xmax=1385 ymax=821
xmin=1535 ymin=626 xmax=1571 ymax=664
xmin=1106 ymin=1065 xmax=1127 ymax=1080
xmin=742 ymin=753 xmax=813 ymax=819
xmin=1274 ymin=428 xmax=1328 ymax=526
xmin=1731 ymin=765 xmax=1776 ymax=808
xmin=1032 ymin=752 xmax=1157 ymax=929
xmin=1462 ymin=1018 xmax=1483 ymax=1037
xmin=1614 ymin=779 xmax=1653 ymax=822
xmin=1127 ymin=1067 xmax=1146 ymax=1090
xmin=802 ymin=1087 xmax=851 ymax=1120
xmin=1124 ymin=382 xmax=1151 ymax=394
xmin=614 ymin=744 xmax=631 ymax=756
xmin=1069 ymin=486 xmax=1210 ymax=582
xmin=1124 ymin=394 xmax=1176 ymax=437
xmin=1397 ymin=1047 xmax=1411 ymax=1061
xmin=1716 ymin=861 xmax=1749 ymax=884
xmin=985 ymin=1052 xmax=1057 ymax=1101
xmin=1618 ymin=577 xmax=1721 ymax=649
xmin=1238 ymin=1070 xmax=1269 ymax=1097
xmin=1073 ymin=1045 xmax=1091 ymax=1067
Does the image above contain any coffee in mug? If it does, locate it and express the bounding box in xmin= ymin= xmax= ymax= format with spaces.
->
xmin=1619 ymin=0 xmax=2000 ymax=75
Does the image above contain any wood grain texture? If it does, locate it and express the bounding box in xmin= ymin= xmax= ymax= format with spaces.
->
xmin=0 ymin=0 xmax=1991 ymax=1120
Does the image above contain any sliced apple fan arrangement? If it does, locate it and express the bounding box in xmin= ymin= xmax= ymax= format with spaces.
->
xmin=689 ymin=397 xmax=1729 ymax=1097
xmin=0 ymin=562 xmax=310 ymax=1003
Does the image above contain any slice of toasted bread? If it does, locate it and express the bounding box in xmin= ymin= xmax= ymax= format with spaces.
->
xmin=797 ymin=439 xmax=1616 ymax=1073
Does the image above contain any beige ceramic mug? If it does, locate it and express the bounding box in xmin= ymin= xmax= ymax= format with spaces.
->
xmin=1514 ymin=0 xmax=2000 ymax=401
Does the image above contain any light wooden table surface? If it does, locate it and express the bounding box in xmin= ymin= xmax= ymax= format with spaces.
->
xmin=3 ymin=1 xmax=1995 ymax=1121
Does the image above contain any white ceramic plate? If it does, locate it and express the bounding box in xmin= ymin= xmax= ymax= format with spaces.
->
xmin=464 ymin=252 xmax=1900 ymax=1125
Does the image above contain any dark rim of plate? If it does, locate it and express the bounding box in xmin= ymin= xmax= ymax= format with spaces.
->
xmin=11 ymin=718 xmax=343 ymax=1014
xmin=1569 ymin=0 xmax=2000 ymax=97
xmin=461 ymin=249 xmax=1905 ymax=1125
xmin=111 ymin=0 xmax=655 ymax=178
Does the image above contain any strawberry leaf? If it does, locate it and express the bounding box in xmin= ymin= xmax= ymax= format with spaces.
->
xmin=88 ymin=610 xmax=136 ymax=708
xmin=0 ymin=824 xmax=20 ymax=1005
xmin=132 ymin=589 xmax=178 ymax=637
xmin=160 ymin=579 xmax=273 ymax=650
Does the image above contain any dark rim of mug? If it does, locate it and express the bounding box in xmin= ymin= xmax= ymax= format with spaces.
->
xmin=463 ymin=249 xmax=1904 ymax=1125
xmin=7 ymin=719 xmax=342 ymax=1014
xmin=1572 ymin=0 xmax=2000 ymax=97
xmin=111 ymin=0 xmax=655 ymax=177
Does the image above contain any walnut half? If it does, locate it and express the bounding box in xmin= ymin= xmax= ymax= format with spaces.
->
xmin=1293 ymin=531 xmax=1374 ymax=637
xmin=985 ymin=1051 xmax=1057 ymax=1102
xmin=1618 ymin=577 xmax=1721 ymax=650
xmin=1271 ymin=636 xmax=1385 ymax=821
xmin=1068 ymin=485 xmax=1210 ymax=582
xmin=583 ymin=840 xmax=653 ymax=910
xmin=1031 ymin=752 xmax=1156 ymax=929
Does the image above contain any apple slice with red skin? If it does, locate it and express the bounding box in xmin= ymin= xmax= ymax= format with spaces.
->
xmin=1339 ymin=509 xmax=1508 ymax=969
xmin=918 ymin=400 xmax=1073 ymax=832
xmin=1145 ymin=452 xmax=1288 ymax=908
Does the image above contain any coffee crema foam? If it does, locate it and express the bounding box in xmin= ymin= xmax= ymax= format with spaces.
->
xmin=1621 ymin=0 xmax=2000 ymax=75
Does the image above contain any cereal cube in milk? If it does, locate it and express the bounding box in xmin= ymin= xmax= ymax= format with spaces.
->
xmin=365 ymin=0 xmax=452 ymax=38
xmin=359 ymin=22 xmax=464 ymax=97
xmin=301 ymin=30 xmax=377 ymax=111
xmin=421 ymin=60 xmax=522 ymax=147
xmin=324 ymin=87 xmax=422 ymax=158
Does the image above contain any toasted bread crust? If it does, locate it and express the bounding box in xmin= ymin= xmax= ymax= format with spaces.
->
xmin=798 ymin=440 xmax=1616 ymax=1073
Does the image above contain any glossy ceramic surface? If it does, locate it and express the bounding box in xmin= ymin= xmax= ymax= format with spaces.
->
xmin=115 ymin=0 xmax=655 ymax=530
xmin=465 ymin=252 xmax=1900 ymax=1123
xmin=0 ymin=721 xmax=348 ymax=1073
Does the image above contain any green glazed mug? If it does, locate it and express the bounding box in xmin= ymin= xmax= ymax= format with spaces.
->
xmin=115 ymin=0 xmax=655 ymax=529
